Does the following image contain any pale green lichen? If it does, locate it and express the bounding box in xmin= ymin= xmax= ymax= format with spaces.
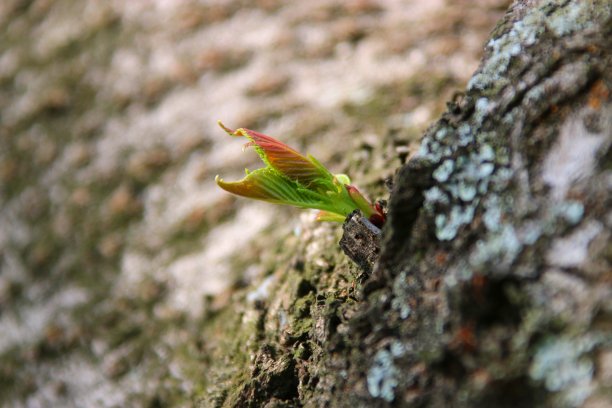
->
xmin=418 ymin=139 xmax=446 ymax=162
xmin=540 ymin=199 xmax=586 ymax=235
xmin=435 ymin=204 xmax=478 ymax=241
xmin=520 ymin=221 xmax=543 ymax=245
xmin=552 ymin=201 xmax=584 ymax=226
xmin=490 ymin=167 xmax=513 ymax=187
xmin=469 ymin=196 xmax=586 ymax=274
xmin=424 ymin=186 xmax=449 ymax=208
xmin=434 ymin=127 xmax=449 ymax=141
xmin=470 ymin=224 xmax=522 ymax=271
xmin=432 ymin=159 xmax=454 ymax=182
xmin=546 ymin=0 xmax=609 ymax=36
xmin=529 ymin=336 xmax=601 ymax=407
xmin=391 ymin=270 xmax=413 ymax=320
xmin=467 ymin=4 xmax=544 ymax=92
xmin=458 ymin=181 xmax=477 ymax=201
xmin=483 ymin=195 xmax=502 ymax=232
xmin=419 ymin=98 xmax=512 ymax=241
xmin=367 ymin=341 xmax=407 ymax=402
xmin=423 ymin=133 xmax=504 ymax=241
xmin=474 ymin=97 xmax=491 ymax=125
xmin=467 ymin=0 xmax=604 ymax=94
xmin=478 ymin=144 xmax=495 ymax=162
xmin=457 ymin=123 xmax=473 ymax=146
xmin=421 ymin=0 xmax=562 ymax=248
xmin=478 ymin=162 xmax=495 ymax=178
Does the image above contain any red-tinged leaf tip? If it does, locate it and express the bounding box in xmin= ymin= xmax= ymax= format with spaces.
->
xmin=217 ymin=121 xmax=237 ymax=136
xmin=215 ymin=173 xmax=274 ymax=201
xmin=218 ymin=124 xmax=331 ymax=187
xmin=346 ymin=185 xmax=376 ymax=218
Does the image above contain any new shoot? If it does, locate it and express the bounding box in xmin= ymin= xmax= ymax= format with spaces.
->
xmin=215 ymin=122 xmax=386 ymax=227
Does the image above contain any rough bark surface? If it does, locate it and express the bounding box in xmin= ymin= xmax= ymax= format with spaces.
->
xmin=339 ymin=210 xmax=382 ymax=276
xmin=1 ymin=1 xmax=610 ymax=407
xmin=210 ymin=1 xmax=612 ymax=407
xmin=7 ymin=1 xmax=503 ymax=406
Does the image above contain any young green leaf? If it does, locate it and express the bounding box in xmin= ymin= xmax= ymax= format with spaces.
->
xmin=218 ymin=122 xmax=330 ymax=189
xmin=215 ymin=122 xmax=386 ymax=226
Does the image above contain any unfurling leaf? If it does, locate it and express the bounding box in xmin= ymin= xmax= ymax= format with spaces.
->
xmin=215 ymin=122 xmax=386 ymax=225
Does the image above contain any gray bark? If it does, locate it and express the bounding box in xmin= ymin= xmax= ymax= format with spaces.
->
xmin=209 ymin=1 xmax=612 ymax=407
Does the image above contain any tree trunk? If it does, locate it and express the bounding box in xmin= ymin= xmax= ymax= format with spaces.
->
xmin=208 ymin=1 xmax=611 ymax=407
xmin=1 ymin=1 xmax=609 ymax=407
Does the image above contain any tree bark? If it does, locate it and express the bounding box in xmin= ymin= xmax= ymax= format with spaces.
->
xmin=207 ymin=1 xmax=611 ymax=407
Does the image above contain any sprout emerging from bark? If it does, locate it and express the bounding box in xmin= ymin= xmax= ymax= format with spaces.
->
xmin=215 ymin=122 xmax=385 ymax=226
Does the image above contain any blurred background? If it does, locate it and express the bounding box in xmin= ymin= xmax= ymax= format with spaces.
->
xmin=0 ymin=0 xmax=508 ymax=405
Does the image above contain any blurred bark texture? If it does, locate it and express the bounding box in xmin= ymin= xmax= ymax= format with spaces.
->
xmin=209 ymin=1 xmax=612 ymax=407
